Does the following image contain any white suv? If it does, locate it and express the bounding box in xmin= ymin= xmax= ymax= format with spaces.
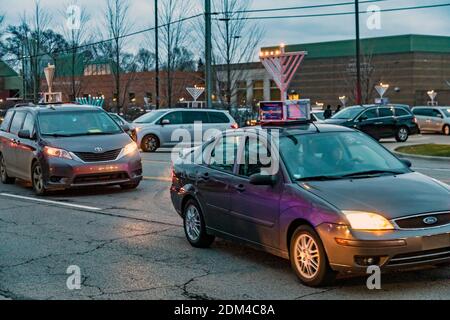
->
xmin=133 ymin=109 xmax=238 ymax=152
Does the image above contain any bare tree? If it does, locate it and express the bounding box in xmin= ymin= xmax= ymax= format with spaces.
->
xmin=159 ymin=0 xmax=194 ymax=107
xmin=59 ymin=0 xmax=90 ymax=101
xmin=103 ymin=0 xmax=134 ymax=112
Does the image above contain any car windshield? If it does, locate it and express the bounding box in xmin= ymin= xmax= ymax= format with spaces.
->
xmin=279 ymin=131 xmax=409 ymax=181
xmin=331 ymin=107 xmax=364 ymax=120
xmin=133 ymin=110 xmax=167 ymax=124
xmin=38 ymin=110 xmax=122 ymax=137
xmin=441 ymin=108 xmax=450 ymax=117
xmin=313 ymin=112 xmax=324 ymax=120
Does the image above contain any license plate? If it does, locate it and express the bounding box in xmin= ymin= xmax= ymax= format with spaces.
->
xmin=422 ymin=234 xmax=450 ymax=250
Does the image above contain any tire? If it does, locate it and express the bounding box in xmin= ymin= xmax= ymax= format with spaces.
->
xmin=443 ymin=125 xmax=450 ymax=136
xmin=183 ymin=199 xmax=215 ymax=248
xmin=141 ymin=134 xmax=159 ymax=152
xmin=120 ymin=181 xmax=140 ymax=190
xmin=395 ymin=126 xmax=409 ymax=142
xmin=289 ymin=225 xmax=336 ymax=287
xmin=32 ymin=162 xmax=47 ymax=196
xmin=0 ymin=154 xmax=15 ymax=184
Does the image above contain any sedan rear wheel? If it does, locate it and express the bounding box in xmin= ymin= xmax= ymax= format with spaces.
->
xmin=290 ymin=225 xmax=336 ymax=287
xmin=183 ymin=200 xmax=215 ymax=248
xmin=0 ymin=154 xmax=15 ymax=184
xmin=32 ymin=162 xmax=47 ymax=196
xmin=395 ymin=126 xmax=409 ymax=142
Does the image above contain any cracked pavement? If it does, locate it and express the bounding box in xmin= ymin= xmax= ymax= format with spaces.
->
xmin=0 ymin=141 xmax=449 ymax=300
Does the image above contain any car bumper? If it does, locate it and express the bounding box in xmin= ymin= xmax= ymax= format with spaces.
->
xmin=317 ymin=223 xmax=450 ymax=273
xmin=42 ymin=153 xmax=143 ymax=190
xmin=409 ymin=124 xmax=420 ymax=135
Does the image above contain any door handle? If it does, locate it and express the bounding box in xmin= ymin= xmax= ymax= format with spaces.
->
xmin=374 ymin=122 xmax=383 ymax=125
xmin=199 ymin=172 xmax=209 ymax=181
xmin=234 ymin=184 xmax=246 ymax=192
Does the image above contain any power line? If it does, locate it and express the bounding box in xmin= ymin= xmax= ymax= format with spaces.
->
xmin=2 ymin=13 xmax=203 ymax=64
xmin=223 ymin=3 xmax=450 ymax=21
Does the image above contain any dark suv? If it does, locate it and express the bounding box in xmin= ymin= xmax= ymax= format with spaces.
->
xmin=325 ymin=104 xmax=419 ymax=142
xmin=0 ymin=104 xmax=142 ymax=195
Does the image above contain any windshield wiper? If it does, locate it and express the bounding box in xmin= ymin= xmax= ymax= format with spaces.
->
xmin=342 ymin=170 xmax=404 ymax=178
xmin=295 ymin=175 xmax=344 ymax=182
xmin=42 ymin=133 xmax=74 ymax=137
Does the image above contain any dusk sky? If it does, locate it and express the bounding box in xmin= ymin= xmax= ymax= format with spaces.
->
xmin=1 ymin=0 xmax=450 ymax=59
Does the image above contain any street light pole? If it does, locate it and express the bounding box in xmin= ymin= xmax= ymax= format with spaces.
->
xmin=355 ymin=0 xmax=362 ymax=105
xmin=155 ymin=0 xmax=160 ymax=109
xmin=205 ymin=0 xmax=212 ymax=109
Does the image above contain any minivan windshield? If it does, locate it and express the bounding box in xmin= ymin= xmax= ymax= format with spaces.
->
xmin=133 ymin=110 xmax=167 ymax=124
xmin=331 ymin=107 xmax=364 ymax=120
xmin=441 ymin=108 xmax=450 ymax=117
xmin=279 ymin=131 xmax=409 ymax=181
xmin=38 ymin=110 xmax=122 ymax=137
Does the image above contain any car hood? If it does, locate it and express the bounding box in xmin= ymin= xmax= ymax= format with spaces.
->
xmin=43 ymin=133 xmax=131 ymax=153
xmin=299 ymin=172 xmax=449 ymax=219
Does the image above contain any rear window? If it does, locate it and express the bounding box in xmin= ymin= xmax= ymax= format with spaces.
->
xmin=9 ymin=111 xmax=26 ymax=135
xmin=378 ymin=108 xmax=394 ymax=117
xmin=0 ymin=110 xmax=14 ymax=131
xmin=395 ymin=108 xmax=409 ymax=116
xmin=413 ymin=108 xmax=432 ymax=116
xmin=208 ymin=112 xmax=230 ymax=123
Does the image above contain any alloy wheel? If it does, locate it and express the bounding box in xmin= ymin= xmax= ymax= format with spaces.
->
xmin=33 ymin=165 xmax=44 ymax=193
xmin=145 ymin=136 xmax=158 ymax=152
xmin=398 ymin=128 xmax=408 ymax=141
xmin=0 ymin=156 xmax=6 ymax=181
xmin=444 ymin=126 xmax=450 ymax=136
xmin=185 ymin=205 xmax=201 ymax=242
xmin=294 ymin=234 xmax=321 ymax=279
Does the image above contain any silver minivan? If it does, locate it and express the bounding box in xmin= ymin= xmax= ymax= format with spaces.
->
xmin=133 ymin=109 xmax=238 ymax=152
xmin=412 ymin=106 xmax=450 ymax=135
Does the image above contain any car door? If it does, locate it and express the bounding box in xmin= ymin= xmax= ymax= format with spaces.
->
xmin=14 ymin=112 xmax=38 ymax=181
xmin=421 ymin=108 xmax=434 ymax=131
xmin=229 ymin=133 xmax=282 ymax=248
xmin=412 ymin=108 xmax=427 ymax=130
xmin=377 ymin=107 xmax=396 ymax=137
xmin=431 ymin=109 xmax=444 ymax=133
xmin=159 ymin=111 xmax=184 ymax=146
xmin=5 ymin=110 xmax=26 ymax=177
xmin=182 ymin=111 xmax=209 ymax=146
xmin=196 ymin=133 xmax=242 ymax=233
xmin=354 ymin=108 xmax=378 ymax=138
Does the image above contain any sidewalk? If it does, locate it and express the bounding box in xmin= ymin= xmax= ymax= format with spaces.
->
xmin=381 ymin=133 xmax=450 ymax=152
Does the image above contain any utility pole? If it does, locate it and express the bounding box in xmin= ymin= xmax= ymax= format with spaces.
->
xmin=355 ymin=0 xmax=362 ymax=105
xmin=205 ymin=0 xmax=212 ymax=109
xmin=154 ymin=0 xmax=160 ymax=109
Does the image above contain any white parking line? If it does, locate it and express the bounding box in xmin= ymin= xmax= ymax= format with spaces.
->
xmin=0 ymin=193 xmax=102 ymax=211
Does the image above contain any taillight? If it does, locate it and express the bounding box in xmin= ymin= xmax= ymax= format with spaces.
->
xmin=231 ymin=123 xmax=239 ymax=129
xmin=413 ymin=117 xmax=417 ymax=124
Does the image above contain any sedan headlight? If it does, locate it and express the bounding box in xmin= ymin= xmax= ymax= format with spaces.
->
xmin=44 ymin=146 xmax=73 ymax=160
xmin=342 ymin=210 xmax=394 ymax=231
xmin=123 ymin=142 xmax=138 ymax=156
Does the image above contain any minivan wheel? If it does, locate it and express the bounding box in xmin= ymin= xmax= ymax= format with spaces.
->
xmin=141 ymin=135 xmax=159 ymax=152
xmin=183 ymin=199 xmax=215 ymax=248
xmin=443 ymin=125 xmax=450 ymax=136
xmin=290 ymin=225 xmax=336 ymax=287
xmin=0 ymin=154 xmax=15 ymax=184
xmin=32 ymin=162 xmax=47 ymax=196
xmin=395 ymin=126 xmax=409 ymax=142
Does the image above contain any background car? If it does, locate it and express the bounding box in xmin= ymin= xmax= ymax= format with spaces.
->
xmin=0 ymin=104 xmax=142 ymax=195
xmin=412 ymin=106 xmax=450 ymax=135
xmin=109 ymin=112 xmax=137 ymax=142
xmin=325 ymin=104 xmax=419 ymax=142
xmin=311 ymin=110 xmax=325 ymax=122
xmin=133 ymin=109 xmax=238 ymax=152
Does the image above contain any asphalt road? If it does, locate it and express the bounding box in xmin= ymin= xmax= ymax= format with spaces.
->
xmin=0 ymin=134 xmax=449 ymax=300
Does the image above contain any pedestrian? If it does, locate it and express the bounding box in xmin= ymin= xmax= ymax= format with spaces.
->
xmin=324 ymin=105 xmax=333 ymax=119
xmin=335 ymin=105 xmax=342 ymax=114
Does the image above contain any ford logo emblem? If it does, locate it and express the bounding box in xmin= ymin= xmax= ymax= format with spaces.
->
xmin=94 ymin=147 xmax=103 ymax=153
xmin=423 ymin=216 xmax=438 ymax=225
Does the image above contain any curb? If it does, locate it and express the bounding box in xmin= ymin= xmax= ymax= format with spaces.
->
xmin=393 ymin=150 xmax=450 ymax=162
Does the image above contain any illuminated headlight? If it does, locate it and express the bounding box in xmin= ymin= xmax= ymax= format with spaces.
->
xmin=123 ymin=142 xmax=138 ymax=156
xmin=44 ymin=146 xmax=73 ymax=160
xmin=342 ymin=210 xmax=394 ymax=231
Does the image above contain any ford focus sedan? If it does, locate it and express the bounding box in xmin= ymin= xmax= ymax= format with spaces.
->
xmin=0 ymin=104 xmax=142 ymax=195
xmin=170 ymin=123 xmax=450 ymax=287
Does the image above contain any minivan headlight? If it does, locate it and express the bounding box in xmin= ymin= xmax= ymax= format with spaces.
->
xmin=342 ymin=210 xmax=394 ymax=231
xmin=123 ymin=142 xmax=138 ymax=156
xmin=44 ymin=146 xmax=73 ymax=160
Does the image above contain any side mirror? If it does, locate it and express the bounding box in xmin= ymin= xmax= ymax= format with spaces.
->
xmin=161 ymin=119 xmax=171 ymax=125
xmin=121 ymin=124 xmax=130 ymax=132
xmin=401 ymin=159 xmax=412 ymax=168
xmin=18 ymin=129 xmax=31 ymax=139
xmin=249 ymin=173 xmax=278 ymax=186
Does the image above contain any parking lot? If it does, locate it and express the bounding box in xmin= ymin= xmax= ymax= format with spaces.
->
xmin=0 ymin=134 xmax=449 ymax=300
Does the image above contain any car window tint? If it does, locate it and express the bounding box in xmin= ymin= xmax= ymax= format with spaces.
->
xmin=0 ymin=110 xmax=14 ymax=132
xmin=209 ymin=135 xmax=240 ymax=173
xmin=239 ymin=136 xmax=272 ymax=177
xmin=379 ymin=108 xmax=394 ymax=117
xmin=395 ymin=108 xmax=409 ymax=116
xmin=161 ymin=111 xmax=183 ymax=125
xmin=361 ymin=109 xmax=378 ymax=120
xmin=208 ymin=112 xmax=230 ymax=123
xmin=414 ymin=108 xmax=432 ymax=117
xmin=183 ymin=111 xmax=209 ymax=124
xmin=432 ymin=109 xmax=443 ymax=118
xmin=9 ymin=111 xmax=26 ymax=135
xmin=22 ymin=113 xmax=35 ymax=133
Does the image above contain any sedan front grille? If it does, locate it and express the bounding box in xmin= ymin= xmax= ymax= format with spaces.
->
xmin=74 ymin=148 xmax=122 ymax=162
xmin=394 ymin=212 xmax=450 ymax=229
xmin=388 ymin=247 xmax=450 ymax=266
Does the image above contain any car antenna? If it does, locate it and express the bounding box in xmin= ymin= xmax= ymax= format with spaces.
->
xmin=310 ymin=120 xmax=320 ymax=133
